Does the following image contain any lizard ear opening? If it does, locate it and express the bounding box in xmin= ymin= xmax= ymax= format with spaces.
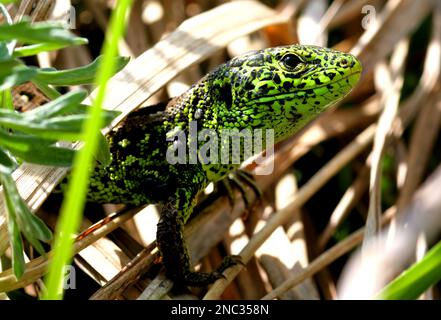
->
xmin=219 ymin=81 xmax=232 ymax=109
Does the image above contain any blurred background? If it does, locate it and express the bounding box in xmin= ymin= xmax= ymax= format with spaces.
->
xmin=1 ymin=0 xmax=441 ymax=300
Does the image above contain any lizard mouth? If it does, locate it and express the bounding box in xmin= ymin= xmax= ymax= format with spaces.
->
xmin=246 ymin=70 xmax=362 ymax=106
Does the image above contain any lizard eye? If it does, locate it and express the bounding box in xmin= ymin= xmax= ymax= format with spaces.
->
xmin=340 ymin=58 xmax=349 ymax=67
xmin=281 ymin=54 xmax=302 ymax=70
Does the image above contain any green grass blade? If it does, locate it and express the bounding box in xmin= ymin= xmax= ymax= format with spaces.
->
xmin=376 ymin=240 xmax=441 ymax=299
xmin=41 ymin=0 xmax=134 ymax=300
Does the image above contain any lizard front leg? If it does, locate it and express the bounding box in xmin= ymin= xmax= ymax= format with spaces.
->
xmin=156 ymin=188 xmax=241 ymax=287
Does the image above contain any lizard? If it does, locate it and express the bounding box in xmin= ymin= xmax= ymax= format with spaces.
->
xmin=85 ymin=44 xmax=362 ymax=287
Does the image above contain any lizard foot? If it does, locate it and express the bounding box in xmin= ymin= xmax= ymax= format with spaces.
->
xmin=216 ymin=254 xmax=244 ymax=273
xmin=221 ymin=170 xmax=263 ymax=210
xmin=178 ymin=255 xmax=243 ymax=287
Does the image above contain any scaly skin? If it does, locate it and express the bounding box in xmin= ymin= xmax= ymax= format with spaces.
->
xmin=86 ymin=45 xmax=362 ymax=286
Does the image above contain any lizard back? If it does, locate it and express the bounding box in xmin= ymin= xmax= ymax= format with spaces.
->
xmin=87 ymin=101 xmax=178 ymax=205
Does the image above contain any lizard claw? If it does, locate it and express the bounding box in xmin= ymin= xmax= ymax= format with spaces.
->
xmin=220 ymin=170 xmax=264 ymax=213
xmin=216 ymin=255 xmax=244 ymax=274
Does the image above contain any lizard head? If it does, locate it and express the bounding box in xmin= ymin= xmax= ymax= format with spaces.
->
xmin=211 ymin=44 xmax=362 ymax=141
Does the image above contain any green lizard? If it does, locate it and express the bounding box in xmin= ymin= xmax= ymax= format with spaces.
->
xmin=86 ymin=44 xmax=362 ymax=287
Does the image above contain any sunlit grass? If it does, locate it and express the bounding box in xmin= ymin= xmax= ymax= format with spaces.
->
xmin=377 ymin=239 xmax=441 ymax=300
xmin=41 ymin=0 xmax=134 ymax=300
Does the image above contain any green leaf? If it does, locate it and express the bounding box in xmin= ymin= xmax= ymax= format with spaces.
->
xmin=25 ymin=90 xmax=88 ymax=120
xmin=0 ymin=127 xmax=54 ymax=151
xmin=0 ymin=108 xmax=26 ymax=121
xmin=0 ymin=41 xmax=10 ymax=60
xmin=42 ymin=112 xmax=117 ymax=137
xmin=10 ymin=144 xmax=76 ymax=167
xmin=0 ymin=59 xmax=37 ymax=90
xmin=0 ymin=20 xmax=81 ymax=45
xmin=0 ymin=104 xmax=118 ymax=141
xmin=31 ymin=78 xmax=62 ymax=100
xmin=0 ymin=171 xmax=53 ymax=278
xmin=1 ymin=173 xmax=52 ymax=243
xmin=16 ymin=198 xmax=52 ymax=243
xmin=0 ymin=114 xmax=83 ymax=140
xmin=74 ymin=105 xmax=121 ymax=120
xmin=2 ymin=178 xmax=25 ymax=279
xmin=0 ymin=3 xmax=15 ymax=57
xmin=7 ymin=211 xmax=25 ymax=279
xmin=0 ymin=128 xmax=76 ymax=166
xmin=0 ymin=110 xmax=85 ymax=140
xmin=0 ymin=147 xmax=15 ymax=174
xmin=377 ymin=240 xmax=441 ymax=300
xmin=12 ymin=38 xmax=88 ymax=58
xmin=34 ymin=56 xmax=130 ymax=86
xmin=45 ymin=109 xmax=118 ymax=132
